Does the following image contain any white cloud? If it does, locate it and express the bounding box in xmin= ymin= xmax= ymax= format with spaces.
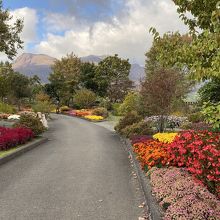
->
xmin=11 ymin=7 xmax=38 ymax=44
xmin=35 ymin=0 xmax=188 ymax=64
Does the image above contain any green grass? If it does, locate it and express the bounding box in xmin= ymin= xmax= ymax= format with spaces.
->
xmin=107 ymin=113 xmax=122 ymax=123
xmin=0 ymin=147 xmax=18 ymax=158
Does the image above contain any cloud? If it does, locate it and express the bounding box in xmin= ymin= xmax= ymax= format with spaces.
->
xmin=35 ymin=0 xmax=188 ymax=65
xmin=11 ymin=7 xmax=38 ymax=44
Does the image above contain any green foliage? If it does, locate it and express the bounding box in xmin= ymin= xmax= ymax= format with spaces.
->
xmin=0 ymin=102 xmax=15 ymax=114
xmin=14 ymin=114 xmax=45 ymax=136
xmin=198 ymin=79 xmax=220 ymax=103
xmin=202 ymin=102 xmax=220 ymax=130
xmin=32 ymin=101 xmax=55 ymax=114
xmin=49 ymin=53 xmax=81 ymax=105
xmin=188 ymin=112 xmax=204 ymax=123
xmin=119 ymin=92 xmax=140 ymax=115
xmin=92 ymin=107 xmax=108 ymax=118
xmin=111 ymin=103 xmax=121 ymax=116
xmin=0 ymin=1 xmax=23 ymax=59
xmin=115 ymin=111 xmax=142 ymax=133
xmin=73 ymin=89 xmax=96 ymax=109
xmin=60 ymin=106 xmax=70 ymax=112
xmin=95 ymin=54 xmax=132 ymax=101
xmin=121 ymin=120 xmax=154 ymax=138
xmin=98 ymin=97 xmax=112 ymax=110
xmin=80 ymin=62 xmax=98 ymax=93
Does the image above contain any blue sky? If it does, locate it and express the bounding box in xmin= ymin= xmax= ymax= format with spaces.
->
xmin=2 ymin=0 xmax=187 ymax=64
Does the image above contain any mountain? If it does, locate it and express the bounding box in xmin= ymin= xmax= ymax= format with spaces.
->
xmin=12 ymin=53 xmax=145 ymax=84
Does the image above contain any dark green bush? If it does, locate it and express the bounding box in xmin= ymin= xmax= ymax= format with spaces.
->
xmin=92 ymin=107 xmax=108 ymax=118
xmin=114 ymin=111 xmax=142 ymax=133
xmin=121 ymin=120 xmax=154 ymax=138
xmin=188 ymin=112 xmax=204 ymax=123
xmin=14 ymin=114 xmax=45 ymax=136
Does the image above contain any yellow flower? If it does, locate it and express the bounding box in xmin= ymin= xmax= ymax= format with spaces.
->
xmin=153 ymin=133 xmax=178 ymax=143
xmin=84 ymin=115 xmax=104 ymax=121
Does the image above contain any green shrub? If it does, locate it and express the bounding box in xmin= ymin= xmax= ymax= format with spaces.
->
xmin=112 ymin=103 xmax=121 ymax=116
xmin=14 ymin=114 xmax=45 ymax=135
xmin=73 ymin=89 xmax=96 ymax=109
xmin=0 ymin=102 xmax=16 ymax=114
xmin=121 ymin=120 xmax=154 ymax=138
xmin=98 ymin=97 xmax=112 ymax=110
xmin=92 ymin=107 xmax=108 ymax=118
xmin=115 ymin=111 xmax=142 ymax=133
xmin=32 ymin=101 xmax=55 ymax=114
xmin=188 ymin=112 xmax=204 ymax=123
xmin=60 ymin=106 xmax=70 ymax=112
xmin=119 ymin=92 xmax=140 ymax=115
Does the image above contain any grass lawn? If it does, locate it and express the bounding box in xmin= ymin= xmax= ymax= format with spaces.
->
xmin=0 ymin=147 xmax=18 ymax=158
xmin=107 ymin=113 xmax=122 ymax=124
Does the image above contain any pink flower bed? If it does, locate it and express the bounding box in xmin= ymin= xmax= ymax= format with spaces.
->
xmin=0 ymin=127 xmax=34 ymax=150
xmin=149 ymin=167 xmax=220 ymax=220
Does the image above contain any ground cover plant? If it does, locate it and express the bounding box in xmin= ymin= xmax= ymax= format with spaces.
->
xmin=0 ymin=127 xmax=34 ymax=150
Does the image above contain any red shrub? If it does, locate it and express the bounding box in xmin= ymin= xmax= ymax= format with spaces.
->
xmin=167 ymin=130 xmax=220 ymax=197
xmin=0 ymin=127 xmax=34 ymax=150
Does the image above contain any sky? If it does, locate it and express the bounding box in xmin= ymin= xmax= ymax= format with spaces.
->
xmin=2 ymin=0 xmax=189 ymax=65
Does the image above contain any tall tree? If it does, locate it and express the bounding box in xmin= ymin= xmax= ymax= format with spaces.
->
xmin=0 ymin=0 xmax=23 ymax=59
xmin=95 ymin=54 xmax=132 ymax=102
xmin=0 ymin=61 xmax=13 ymax=101
xmin=48 ymin=53 xmax=81 ymax=106
xmin=79 ymin=62 xmax=98 ymax=93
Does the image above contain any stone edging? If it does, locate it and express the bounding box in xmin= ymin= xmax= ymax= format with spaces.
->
xmin=0 ymin=137 xmax=48 ymax=166
xmin=121 ymin=138 xmax=163 ymax=220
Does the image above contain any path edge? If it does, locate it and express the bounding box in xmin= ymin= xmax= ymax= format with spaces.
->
xmin=121 ymin=138 xmax=164 ymax=220
xmin=0 ymin=137 xmax=48 ymax=166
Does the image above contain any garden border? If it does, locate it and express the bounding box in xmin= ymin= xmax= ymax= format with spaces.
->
xmin=0 ymin=137 xmax=48 ymax=166
xmin=121 ymin=138 xmax=163 ymax=220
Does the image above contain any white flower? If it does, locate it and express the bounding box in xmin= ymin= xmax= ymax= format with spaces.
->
xmin=8 ymin=115 xmax=20 ymax=120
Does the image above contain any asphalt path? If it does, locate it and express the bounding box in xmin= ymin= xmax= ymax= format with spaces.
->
xmin=0 ymin=115 xmax=144 ymax=220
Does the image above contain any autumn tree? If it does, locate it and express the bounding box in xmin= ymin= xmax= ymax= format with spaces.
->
xmin=95 ymin=54 xmax=132 ymax=102
xmin=141 ymin=68 xmax=189 ymax=132
xmin=0 ymin=0 xmax=23 ymax=59
xmin=48 ymin=53 xmax=81 ymax=106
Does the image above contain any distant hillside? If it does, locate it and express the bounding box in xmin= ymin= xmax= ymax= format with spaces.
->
xmin=12 ymin=53 xmax=145 ymax=84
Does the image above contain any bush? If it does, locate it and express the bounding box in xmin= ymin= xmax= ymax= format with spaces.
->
xmin=180 ymin=121 xmax=212 ymax=130
xmin=98 ymin=97 xmax=112 ymax=110
xmin=92 ymin=107 xmax=108 ymax=118
xmin=14 ymin=114 xmax=45 ymax=136
xmin=168 ymin=130 xmax=220 ymax=197
xmin=0 ymin=102 xmax=16 ymax=114
xmin=32 ymin=101 xmax=55 ymax=114
xmin=0 ymin=127 xmax=34 ymax=150
xmin=188 ymin=112 xmax=204 ymax=123
xmin=119 ymin=92 xmax=140 ymax=115
xmin=111 ymin=103 xmax=121 ymax=116
xmin=73 ymin=89 xmax=96 ymax=109
xmin=60 ymin=106 xmax=70 ymax=112
xmin=114 ymin=111 xmax=142 ymax=133
xmin=121 ymin=120 xmax=154 ymax=138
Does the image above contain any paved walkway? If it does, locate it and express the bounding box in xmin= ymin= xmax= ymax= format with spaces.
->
xmin=0 ymin=115 xmax=144 ymax=220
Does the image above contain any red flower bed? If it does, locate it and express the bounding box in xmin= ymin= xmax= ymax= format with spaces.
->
xmin=167 ymin=130 xmax=220 ymax=197
xmin=0 ymin=127 xmax=34 ymax=151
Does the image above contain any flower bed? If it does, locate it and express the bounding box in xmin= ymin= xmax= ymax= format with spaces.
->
xmin=149 ymin=167 xmax=220 ymax=220
xmin=84 ymin=115 xmax=104 ymax=121
xmin=0 ymin=127 xmax=34 ymax=151
xmin=153 ymin=133 xmax=178 ymax=143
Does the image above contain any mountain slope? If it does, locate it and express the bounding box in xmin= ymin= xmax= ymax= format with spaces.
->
xmin=12 ymin=53 xmax=145 ymax=84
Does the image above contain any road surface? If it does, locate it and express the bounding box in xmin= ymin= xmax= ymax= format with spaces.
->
xmin=0 ymin=115 xmax=145 ymax=220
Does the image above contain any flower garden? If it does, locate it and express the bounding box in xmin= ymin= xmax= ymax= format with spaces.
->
xmin=131 ymin=131 xmax=220 ymax=219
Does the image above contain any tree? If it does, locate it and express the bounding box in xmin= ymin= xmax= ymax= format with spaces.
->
xmin=9 ymin=72 xmax=31 ymax=110
xmin=80 ymin=62 xmax=99 ymax=93
xmin=0 ymin=0 xmax=23 ymax=59
xmin=148 ymin=1 xmax=220 ymax=81
xmin=48 ymin=53 xmax=81 ymax=106
xmin=141 ymin=68 xmax=189 ymax=132
xmin=0 ymin=61 xmax=13 ymax=101
xmin=95 ymin=54 xmax=132 ymax=101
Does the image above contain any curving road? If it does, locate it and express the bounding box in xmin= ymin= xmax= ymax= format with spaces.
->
xmin=0 ymin=115 xmax=144 ymax=220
